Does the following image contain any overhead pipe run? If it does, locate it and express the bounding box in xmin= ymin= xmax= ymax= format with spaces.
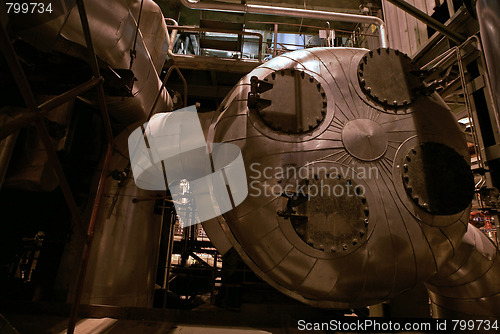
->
xmin=180 ymin=0 xmax=389 ymax=48
xmin=385 ymin=0 xmax=467 ymax=44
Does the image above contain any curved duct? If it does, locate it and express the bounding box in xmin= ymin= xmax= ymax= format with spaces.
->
xmin=426 ymin=227 xmax=500 ymax=318
xmin=180 ymin=0 xmax=389 ymax=48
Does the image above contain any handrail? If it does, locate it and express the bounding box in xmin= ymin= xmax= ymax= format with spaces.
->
xmin=165 ymin=18 xmax=179 ymax=58
xmin=148 ymin=65 xmax=188 ymax=120
xmin=180 ymin=0 xmax=389 ymax=48
xmin=167 ymin=25 xmax=263 ymax=61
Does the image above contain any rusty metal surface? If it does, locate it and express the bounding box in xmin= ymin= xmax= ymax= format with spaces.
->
xmin=180 ymin=0 xmax=389 ymax=48
xmin=204 ymin=47 xmax=499 ymax=317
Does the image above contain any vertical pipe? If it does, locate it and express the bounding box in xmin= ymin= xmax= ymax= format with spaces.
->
xmin=162 ymin=209 xmax=176 ymax=308
xmin=273 ymin=23 xmax=278 ymax=57
xmin=476 ymin=0 xmax=500 ymax=132
xmin=67 ymin=0 xmax=115 ymax=332
xmin=165 ymin=18 xmax=179 ymax=58
xmin=385 ymin=0 xmax=466 ymax=44
xmin=180 ymin=0 xmax=389 ymax=48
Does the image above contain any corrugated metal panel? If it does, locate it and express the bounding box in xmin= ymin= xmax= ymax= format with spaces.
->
xmin=382 ymin=0 xmax=435 ymax=56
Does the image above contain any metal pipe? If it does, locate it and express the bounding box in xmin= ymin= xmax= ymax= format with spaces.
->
xmin=165 ymin=18 xmax=179 ymax=58
xmin=0 ymin=124 xmax=18 ymax=190
xmin=476 ymin=0 xmax=500 ymax=134
xmin=162 ymin=209 xmax=176 ymax=308
xmin=273 ymin=23 xmax=278 ymax=57
xmin=385 ymin=0 xmax=467 ymax=44
xmin=67 ymin=0 xmax=116 ymax=333
xmin=248 ymin=20 xmax=380 ymax=38
xmin=0 ymin=15 xmax=84 ymax=234
xmin=38 ymin=77 xmax=103 ymax=113
xmin=130 ymin=0 xmax=145 ymax=69
xmin=180 ymin=0 xmax=389 ymax=48
xmin=456 ymin=43 xmax=485 ymax=176
xmin=73 ymin=0 xmax=114 ymax=144
xmin=148 ymin=65 xmax=187 ymax=121
xmin=0 ymin=113 xmax=41 ymax=141
xmin=166 ymin=25 xmax=263 ymax=62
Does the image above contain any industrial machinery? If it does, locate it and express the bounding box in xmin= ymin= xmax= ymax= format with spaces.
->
xmin=2 ymin=2 xmax=500 ymax=333
xmin=202 ymin=46 xmax=500 ymax=318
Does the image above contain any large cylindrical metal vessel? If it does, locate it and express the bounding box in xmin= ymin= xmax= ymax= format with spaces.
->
xmin=203 ymin=47 xmax=500 ymax=317
xmin=8 ymin=0 xmax=172 ymax=125
xmin=81 ymin=123 xmax=162 ymax=307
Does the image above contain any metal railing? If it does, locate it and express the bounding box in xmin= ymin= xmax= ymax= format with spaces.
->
xmin=421 ymin=36 xmax=500 ymax=193
xmin=167 ymin=25 xmax=263 ymax=61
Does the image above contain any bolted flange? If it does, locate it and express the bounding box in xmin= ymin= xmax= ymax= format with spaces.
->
xmin=357 ymin=48 xmax=424 ymax=111
xmin=250 ymin=69 xmax=327 ymax=134
xmin=402 ymin=142 xmax=475 ymax=215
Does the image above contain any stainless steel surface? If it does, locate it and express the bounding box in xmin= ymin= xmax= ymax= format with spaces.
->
xmin=180 ymin=0 xmax=389 ymax=48
xmin=477 ymin=0 xmax=500 ymax=131
xmin=59 ymin=0 xmax=172 ymax=124
xmin=165 ymin=18 xmax=178 ymax=58
xmin=203 ymin=47 xmax=499 ymax=317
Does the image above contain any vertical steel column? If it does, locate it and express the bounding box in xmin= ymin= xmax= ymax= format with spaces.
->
xmin=273 ymin=23 xmax=278 ymax=57
xmin=385 ymin=0 xmax=466 ymax=44
xmin=476 ymin=0 xmax=500 ymax=131
xmin=66 ymin=0 xmax=115 ymax=333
